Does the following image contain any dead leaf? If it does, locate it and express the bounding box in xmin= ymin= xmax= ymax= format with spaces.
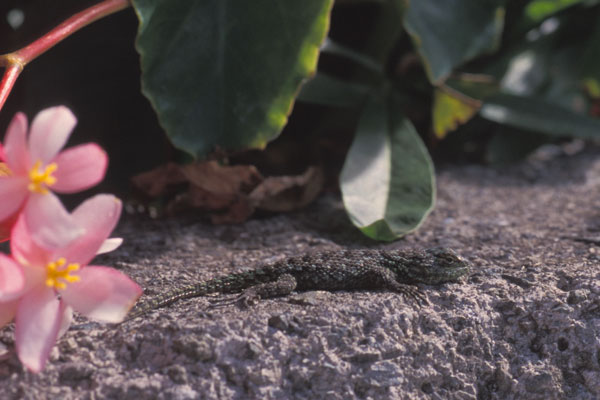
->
xmin=432 ymin=89 xmax=479 ymax=139
xmin=181 ymin=161 xmax=263 ymax=210
xmin=130 ymin=162 xmax=187 ymax=198
xmin=182 ymin=161 xmax=262 ymax=195
xmin=210 ymin=197 xmax=256 ymax=224
xmin=249 ymin=166 xmax=324 ymax=212
xmin=131 ymin=161 xmax=323 ymax=223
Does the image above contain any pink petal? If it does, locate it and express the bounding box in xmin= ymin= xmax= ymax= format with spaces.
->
xmin=11 ymin=214 xmax=50 ymax=270
xmin=97 ymin=238 xmax=123 ymax=255
xmin=3 ymin=112 xmax=30 ymax=174
xmin=15 ymin=288 xmax=64 ymax=372
xmin=57 ymin=306 xmax=73 ymax=339
xmin=28 ymin=106 xmax=77 ymax=165
xmin=0 ymin=253 xmax=24 ymax=301
xmin=61 ymin=266 xmax=141 ymax=323
xmin=61 ymin=195 xmax=122 ymax=265
xmin=24 ymin=192 xmax=84 ymax=251
xmin=0 ymin=213 xmax=17 ymax=242
xmin=0 ymin=176 xmax=28 ymax=221
xmin=0 ymin=299 xmax=17 ymax=328
xmin=52 ymin=143 xmax=107 ymax=193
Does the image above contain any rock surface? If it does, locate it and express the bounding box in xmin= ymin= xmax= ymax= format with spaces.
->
xmin=2 ymin=144 xmax=600 ymax=399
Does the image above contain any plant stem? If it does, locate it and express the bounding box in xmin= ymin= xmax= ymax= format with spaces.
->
xmin=0 ymin=65 xmax=22 ymax=112
xmin=0 ymin=0 xmax=131 ymax=112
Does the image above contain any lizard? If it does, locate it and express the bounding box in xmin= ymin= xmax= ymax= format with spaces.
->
xmin=124 ymin=247 xmax=470 ymax=321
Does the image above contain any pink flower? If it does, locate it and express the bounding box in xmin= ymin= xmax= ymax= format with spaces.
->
xmin=0 ymin=106 xmax=107 ymax=247
xmin=0 ymin=160 xmax=17 ymax=242
xmin=0 ymin=247 xmax=25 ymax=308
xmin=0 ymin=194 xmax=142 ymax=372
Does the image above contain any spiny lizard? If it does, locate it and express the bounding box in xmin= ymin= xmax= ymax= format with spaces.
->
xmin=125 ymin=247 xmax=470 ymax=321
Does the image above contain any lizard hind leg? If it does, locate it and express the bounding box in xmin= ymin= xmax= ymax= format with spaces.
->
xmin=210 ymin=273 xmax=298 ymax=308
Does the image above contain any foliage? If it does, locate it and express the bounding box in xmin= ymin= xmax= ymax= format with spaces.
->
xmin=2 ymin=0 xmax=600 ymax=242
xmin=132 ymin=0 xmax=334 ymax=157
xmin=128 ymin=0 xmax=600 ymax=240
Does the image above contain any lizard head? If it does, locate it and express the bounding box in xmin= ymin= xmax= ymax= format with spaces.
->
xmin=383 ymin=247 xmax=470 ymax=285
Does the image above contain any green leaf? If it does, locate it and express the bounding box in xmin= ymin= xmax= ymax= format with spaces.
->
xmin=583 ymin=79 xmax=600 ymax=98
xmin=486 ymin=130 xmax=551 ymax=164
xmin=320 ymin=39 xmax=383 ymax=75
xmin=132 ymin=0 xmax=333 ymax=158
xmin=403 ymin=0 xmax=506 ymax=84
xmin=480 ymin=93 xmax=600 ymax=138
xmin=478 ymin=11 xmax=592 ymax=108
xmin=445 ymin=76 xmax=500 ymax=100
xmin=580 ymin=22 xmax=600 ymax=98
xmin=296 ymin=73 xmax=371 ymax=108
xmin=525 ymin=0 xmax=591 ymax=21
xmin=341 ymin=96 xmax=435 ymax=241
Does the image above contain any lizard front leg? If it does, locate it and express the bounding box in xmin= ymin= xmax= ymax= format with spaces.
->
xmin=366 ymin=265 xmax=428 ymax=305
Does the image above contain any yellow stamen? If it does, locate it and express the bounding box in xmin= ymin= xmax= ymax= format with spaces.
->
xmin=28 ymin=160 xmax=57 ymax=194
xmin=45 ymin=258 xmax=80 ymax=290
xmin=0 ymin=163 xmax=11 ymax=176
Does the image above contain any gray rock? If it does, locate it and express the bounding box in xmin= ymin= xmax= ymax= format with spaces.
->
xmin=5 ymin=146 xmax=600 ymax=399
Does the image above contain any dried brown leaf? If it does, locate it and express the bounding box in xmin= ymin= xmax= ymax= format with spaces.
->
xmin=130 ymin=162 xmax=187 ymax=198
xmin=250 ymin=166 xmax=324 ymax=212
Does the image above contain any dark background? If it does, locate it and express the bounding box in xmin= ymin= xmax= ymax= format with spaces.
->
xmin=0 ymin=1 xmax=171 ymax=195
xmin=0 ymin=1 xmax=399 ymax=202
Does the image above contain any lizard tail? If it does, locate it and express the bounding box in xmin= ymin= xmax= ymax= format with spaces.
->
xmin=123 ymin=266 xmax=276 ymax=322
xmin=123 ymin=282 xmax=210 ymax=321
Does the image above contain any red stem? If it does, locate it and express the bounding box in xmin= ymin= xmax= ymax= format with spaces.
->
xmin=0 ymin=65 xmax=22 ymax=113
xmin=15 ymin=0 xmax=131 ymax=64
xmin=0 ymin=0 xmax=131 ymax=113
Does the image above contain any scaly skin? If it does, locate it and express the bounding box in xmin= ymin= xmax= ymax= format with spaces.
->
xmin=125 ymin=247 xmax=470 ymax=321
